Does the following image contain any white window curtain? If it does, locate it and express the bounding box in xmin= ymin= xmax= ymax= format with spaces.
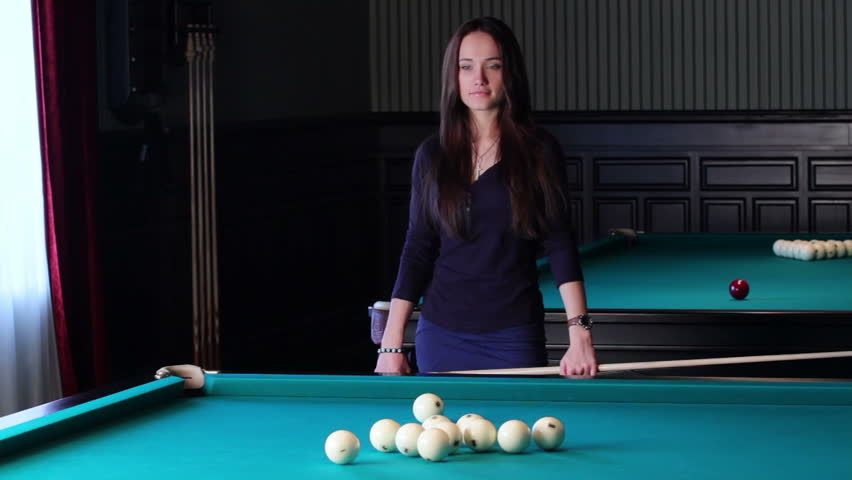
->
xmin=0 ymin=1 xmax=62 ymax=417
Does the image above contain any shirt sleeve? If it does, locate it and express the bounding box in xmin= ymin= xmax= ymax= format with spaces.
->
xmin=391 ymin=138 xmax=441 ymax=303
xmin=538 ymin=130 xmax=585 ymax=286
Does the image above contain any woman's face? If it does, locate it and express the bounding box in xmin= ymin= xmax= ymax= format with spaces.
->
xmin=457 ymin=31 xmax=505 ymax=112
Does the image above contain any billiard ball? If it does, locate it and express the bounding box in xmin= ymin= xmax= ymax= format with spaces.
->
xmin=462 ymin=418 xmax=497 ymax=452
xmin=729 ymin=279 xmax=749 ymax=300
xmin=772 ymin=239 xmax=784 ymax=256
xmin=324 ymin=430 xmax=360 ymax=464
xmin=412 ymin=393 xmax=444 ymax=422
xmin=456 ymin=413 xmax=484 ymax=446
xmin=432 ymin=420 xmax=462 ymax=453
xmin=456 ymin=413 xmax=483 ymax=431
xmin=422 ymin=414 xmax=451 ymax=429
xmin=369 ymin=418 xmax=400 ymax=452
xmin=417 ymin=428 xmax=452 ymax=462
xmin=791 ymin=240 xmax=806 ymax=259
xmin=395 ymin=422 xmax=424 ymax=456
xmin=532 ymin=417 xmax=565 ymax=450
xmin=497 ymin=420 xmax=531 ymax=453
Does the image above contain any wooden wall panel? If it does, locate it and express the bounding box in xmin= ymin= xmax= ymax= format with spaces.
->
xmin=701 ymin=158 xmax=798 ymax=190
xmin=810 ymin=199 xmax=852 ymax=232
xmin=594 ymin=198 xmax=638 ymax=237
xmin=645 ymin=198 xmax=690 ymax=233
xmin=374 ymin=119 xmax=852 ymax=261
xmin=810 ymin=158 xmax=852 ymax=190
xmin=753 ymin=198 xmax=798 ymax=232
xmin=701 ymin=198 xmax=746 ymax=233
xmin=594 ymin=158 xmax=689 ymax=190
xmin=564 ymin=157 xmax=583 ymax=190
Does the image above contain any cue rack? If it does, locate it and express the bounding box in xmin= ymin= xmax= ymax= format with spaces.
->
xmin=184 ymin=20 xmax=221 ymax=371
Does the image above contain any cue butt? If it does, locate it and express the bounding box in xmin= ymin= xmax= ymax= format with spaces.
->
xmin=155 ymin=364 xmax=206 ymax=389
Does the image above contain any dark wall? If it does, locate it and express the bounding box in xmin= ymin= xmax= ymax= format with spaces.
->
xmin=215 ymin=119 xmax=381 ymax=373
xmin=98 ymin=0 xmax=370 ymax=128
xmin=213 ymin=1 xmax=370 ymax=122
xmin=96 ymin=1 xmax=374 ymax=379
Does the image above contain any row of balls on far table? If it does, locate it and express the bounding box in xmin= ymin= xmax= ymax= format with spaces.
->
xmin=324 ymin=392 xmax=565 ymax=464
xmin=773 ymin=239 xmax=852 ymax=261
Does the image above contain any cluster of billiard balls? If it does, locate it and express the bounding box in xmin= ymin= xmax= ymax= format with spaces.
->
xmin=324 ymin=392 xmax=566 ymax=465
xmin=773 ymin=239 xmax=852 ymax=261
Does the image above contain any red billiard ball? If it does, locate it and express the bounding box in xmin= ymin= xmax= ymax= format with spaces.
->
xmin=729 ymin=279 xmax=750 ymax=300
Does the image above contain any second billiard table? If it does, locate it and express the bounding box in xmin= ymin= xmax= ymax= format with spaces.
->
xmin=1 ymin=373 xmax=851 ymax=479
xmin=376 ymin=232 xmax=852 ymax=376
xmin=540 ymin=231 xmax=852 ymax=313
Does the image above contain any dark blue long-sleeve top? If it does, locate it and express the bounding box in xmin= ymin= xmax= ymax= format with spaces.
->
xmin=391 ymin=129 xmax=584 ymax=333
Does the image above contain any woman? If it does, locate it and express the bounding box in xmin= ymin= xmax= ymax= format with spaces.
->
xmin=375 ymin=17 xmax=597 ymax=376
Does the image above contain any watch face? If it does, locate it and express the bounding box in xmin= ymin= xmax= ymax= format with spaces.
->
xmin=579 ymin=315 xmax=592 ymax=328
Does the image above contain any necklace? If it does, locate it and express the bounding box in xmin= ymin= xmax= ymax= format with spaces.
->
xmin=474 ymin=137 xmax=499 ymax=179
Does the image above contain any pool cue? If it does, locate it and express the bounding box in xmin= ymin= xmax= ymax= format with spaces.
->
xmin=443 ymin=350 xmax=852 ymax=375
xmin=186 ymin=26 xmax=201 ymax=367
xmin=199 ymin=28 xmax=211 ymax=371
xmin=205 ymin=29 xmax=221 ymax=371
xmin=185 ymin=25 xmax=222 ymax=371
xmin=198 ymin=27 xmax=210 ymax=370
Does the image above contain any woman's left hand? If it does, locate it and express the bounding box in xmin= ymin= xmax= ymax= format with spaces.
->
xmin=560 ymin=328 xmax=598 ymax=377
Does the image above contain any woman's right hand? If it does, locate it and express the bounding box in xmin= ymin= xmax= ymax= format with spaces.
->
xmin=375 ymin=352 xmax=412 ymax=375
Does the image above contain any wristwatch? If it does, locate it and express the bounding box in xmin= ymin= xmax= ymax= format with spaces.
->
xmin=567 ymin=313 xmax=593 ymax=330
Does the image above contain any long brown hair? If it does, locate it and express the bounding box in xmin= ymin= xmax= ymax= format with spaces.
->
xmin=421 ymin=17 xmax=567 ymax=239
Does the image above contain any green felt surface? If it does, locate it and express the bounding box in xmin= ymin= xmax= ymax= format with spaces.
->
xmin=540 ymin=233 xmax=852 ymax=311
xmin=2 ymin=374 xmax=851 ymax=479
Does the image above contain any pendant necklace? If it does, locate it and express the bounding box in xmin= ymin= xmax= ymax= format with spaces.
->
xmin=474 ymin=137 xmax=499 ymax=180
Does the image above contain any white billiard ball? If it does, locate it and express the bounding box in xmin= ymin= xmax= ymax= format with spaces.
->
xmin=791 ymin=242 xmax=804 ymax=259
xmin=462 ymin=418 xmax=497 ymax=452
xmin=772 ymin=239 xmax=784 ymax=256
xmin=781 ymin=241 xmax=794 ymax=258
xmin=497 ymin=420 xmax=531 ymax=454
xmin=417 ymin=428 xmax=452 ymax=462
xmin=412 ymin=393 xmax=444 ymax=422
xmin=800 ymin=243 xmax=816 ymax=261
xmin=422 ymin=414 xmax=451 ymax=429
xmin=432 ymin=420 xmax=462 ymax=453
xmin=844 ymin=240 xmax=852 ymax=256
xmin=395 ymin=422 xmax=424 ymax=457
xmin=456 ymin=413 xmax=483 ymax=431
xmin=324 ymin=430 xmax=360 ymax=465
xmin=532 ymin=416 xmax=565 ymax=451
xmin=456 ymin=413 xmax=484 ymax=446
xmin=369 ymin=418 xmax=401 ymax=453
xmin=796 ymin=241 xmax=810 ymax=260
xmin=824 ymin=242 xmax=837 ymax=259
xmin=830 ymin=240 xmax=846 ymax=258
xmin=813 ymin=244 xmax=826 ymax=260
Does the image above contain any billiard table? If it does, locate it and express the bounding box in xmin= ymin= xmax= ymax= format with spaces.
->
xmin=2 ymin=373 xmax=851 ymax=479
xmin=374 ymin=232 xmax=852 ymax=376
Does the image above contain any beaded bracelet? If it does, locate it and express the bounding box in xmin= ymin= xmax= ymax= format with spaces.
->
xmin=377 ymin=347 xmax=406 ymax=354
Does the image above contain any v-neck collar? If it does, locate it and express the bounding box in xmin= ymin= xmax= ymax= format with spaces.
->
xmin=471 ymin=161 xmax=500 ymax=186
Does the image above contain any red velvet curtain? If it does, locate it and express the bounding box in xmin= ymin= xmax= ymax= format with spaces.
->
xmin=31 ymin=0 xmax=107 ymax=395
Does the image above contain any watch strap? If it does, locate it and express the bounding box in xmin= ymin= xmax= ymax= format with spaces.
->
xmin=567 ymin=313 xmax=593 ymax=330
